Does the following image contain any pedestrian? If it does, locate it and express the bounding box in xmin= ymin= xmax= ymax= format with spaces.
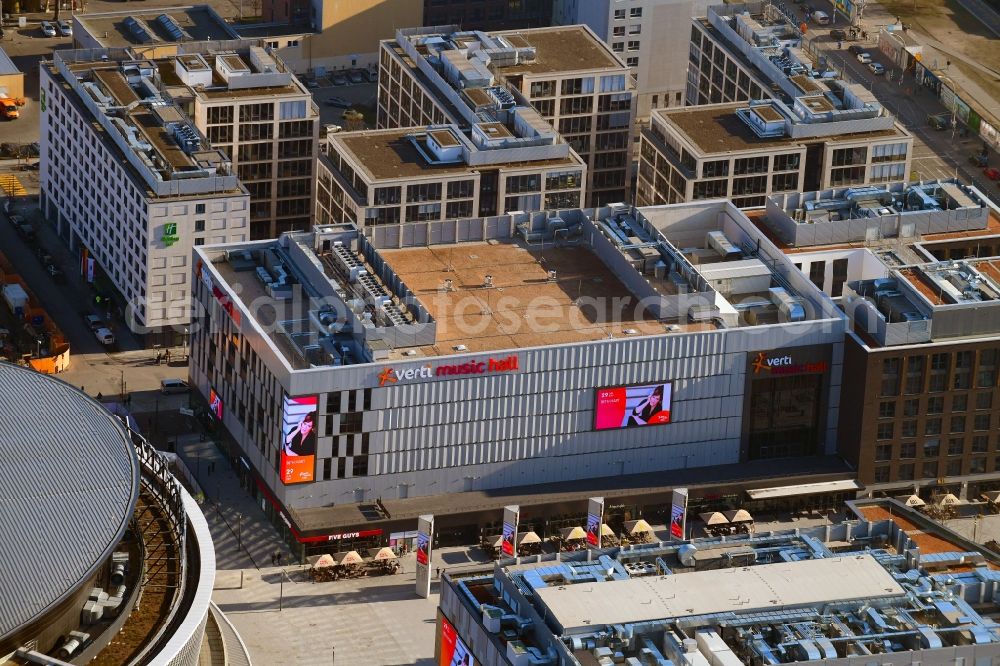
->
xmin=271 ymin=551 xmax=277 ymax=566
xmin=277 ymin=552 xmax=283 ymax=566
xmin=96 ymin=392 xmax=103 ymax=401
xmin=436 ymin=567 xmax=442 ymax=579
xmin=165 ymin=349 xmax=171 ymax=363
xmin=81 ymin=385 xmax=85 ymax=393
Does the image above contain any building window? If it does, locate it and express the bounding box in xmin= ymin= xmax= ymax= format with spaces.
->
xmin=925 ymin=418 xmax=942 ymax=435
xmin=832 ymin=146 xmax=868 ymax=167
xmin=627 ymin=40 xmax=641 ymax=51
xmin=927 ymin=396 xmax=944 ymax=413
xmin=873 ymin=466 xmax=890 ymax=483
xmin=977 ymin=391 xmax=993 ymax=410
xmin=903 ymin=398 xmax=919 ymax=416
xmin=195 ymin=219 xmax=205 ymax=232
xmin=875 ymin=444 xmax=892 ymax=461
xmin=952 ymin=394 xmax=968 ymax=411
xmin=626 ymin=57 xmax=639 ymax=67
xmin=878 ymin=401 xmax=896 ymax=418
xmin=972 ymin=435 xmax=989 ymax=453
xmin=899 ymin=442 xmax=916 ymax=459
xmin=194 ymin=238 xmax=205 ymax=246
xmin=946 ymin=459 xmax=962 ymax=477
xmin=948 ymin=438 xmax=965 ymax=456
xmin=922 ymin=461 xmax=938 ymax=478
xmin=901 ymin=420 xmax=917 ymax=438
xmin=612 ymin=42 xmax=624 ymax=53
xmin=613 ymin=26 xmax=625 ymax=37
xmin=876 ymin=423 xmax=894 ymax=440
xmin=406 ymin=182 xmax=441 ymax=202
xmin=975 ymin=414 xmax=991 ymax=431
xmin=970 ymin=457 xmax=987 ymax=474
xmin=923 ymin=439 xmax=941 ymax=457
xmin=734 ymin=156 xmax=768 ymax=175
xmin=629 ymin=7 xmax=642 ymax=17
xmin=950 ymin=416 xmax=966 ymax=433
xmin=628 ymin=24 xmax=641 ymax=34
xmin=614 ymin=8 xmax=625 ymax=19
xmin=897 ymin=463 xmax=915 ymax=481
xmin=809 ymin=263 xmax=825 ymax=290
xmin=195 ymin=203 xmax=206 ymax=214
xmin=881 ymin=358 xmax=900 ymax=396
xmin=702 ymin=160 xmax=729 ymax=178
xmin=831 ymin=258 xmax=849 ymax=298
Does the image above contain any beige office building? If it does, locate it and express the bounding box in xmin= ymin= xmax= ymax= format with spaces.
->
xmin=637 ymin=101 xmax=913 ymax=209
xmin=316 ymin=124 xmax=586 ymax=236
xmin=378 ymin=26 xmax=634 ymax=207
xmin=169 ymin=45 xmax=320 ymax=240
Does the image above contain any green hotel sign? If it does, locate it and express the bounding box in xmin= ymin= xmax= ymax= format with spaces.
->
xmin=162 ymin=222 xmax=179 ymax=247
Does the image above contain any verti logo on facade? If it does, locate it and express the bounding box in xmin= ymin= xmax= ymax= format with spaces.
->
xmin=753 ymin=351 xmax=828 ymax=375
xmin=378 ymin=355 xmax=519 ymax=386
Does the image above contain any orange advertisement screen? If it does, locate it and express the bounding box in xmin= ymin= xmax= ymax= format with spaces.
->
xmin=280 ymin=395 xmax=317 ymax=485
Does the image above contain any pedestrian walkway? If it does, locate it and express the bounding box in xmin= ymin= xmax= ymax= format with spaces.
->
xmin=171 ymin=433 xmax=295 ymax=572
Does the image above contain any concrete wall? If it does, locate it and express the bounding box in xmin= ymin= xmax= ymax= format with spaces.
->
xmin=305 ymin=0 xmax=423 ymax=68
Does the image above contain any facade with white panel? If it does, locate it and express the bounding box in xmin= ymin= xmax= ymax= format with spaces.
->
xmin=40 ymin=49 xmax=250 ymax=344
xmin=190 ymin=201 xmax=847 ymax=555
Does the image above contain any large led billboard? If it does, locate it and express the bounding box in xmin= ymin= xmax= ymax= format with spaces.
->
xmin=594 ymin=382 xmax=672 ymax=430
xmin=280 ymin=395 xmax=317 ymax=485
xmin=439 ymin=615 xmax=476 ymax=666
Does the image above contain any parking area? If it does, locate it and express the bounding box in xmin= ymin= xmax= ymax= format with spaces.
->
xmin=306 ymin=78 xmax=377 ymax=129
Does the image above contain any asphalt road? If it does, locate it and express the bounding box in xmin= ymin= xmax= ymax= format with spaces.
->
xmin=954 ymin=0 xmax=1000 ymax=37
xmin=0 ymin=204 xmax=141 ymax=356
xmin=808 ymin=30 xmax=1000 ymax=205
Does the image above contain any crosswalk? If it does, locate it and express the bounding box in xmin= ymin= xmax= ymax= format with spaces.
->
xmin=0 ymin=174 xmax=26 ymax=197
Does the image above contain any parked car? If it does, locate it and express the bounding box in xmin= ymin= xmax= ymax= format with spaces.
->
xmin=830 ymin=29 xmax=847 ymax=41
xmin=364 ymin=69 xmax=377 ymax=82
xmin=848 ymin=45 xmax=866 ymax=56
xmin=160 ymin=378 xmax=191 ymax=394
xmin=304 ymin=79 xmax=320 ymax=89
xmin=985 ymin=167 xmax=1000 ymax=181
xmin=868 ymin=62 xmax=886 ymax=75
xmin=57 ymin=20 xmax=72 ymax=37
xmin=40 ymin=21 xmax=57 ymax=37
xmin=84 ymin=314 xmax=105 ymax=331
xmin=324 ymin=96 xmax=350 ymax=108
xmin=331 ymin=73 xmax=348 ymax=86
xmin=94 ymin=327 xmax=116 ymax=346
xmin=856 ymin=52 xmax=872 ymax=64
xmin=348 ymin=70 xmax=365 ymax=84
xmin=812 ymin=10 xmax=830 ymax=24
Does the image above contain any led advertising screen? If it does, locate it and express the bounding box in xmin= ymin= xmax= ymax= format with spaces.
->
xmin=280 ymin=395 xmax=318 ymax=485
xmin=594 ymin=382 xmax=672 ymax=430
xmin=208 ymin=388 xmax=223 ymax=420
xmin=586 ymin=511 xmax=601 ymax=547
xmin=439 ymin=616 xmax=476 ymax=666
xmin=416 ymin=530 xmax=430 ymax=566
xmin=501 ymin=520 xmax=516 ymax=557
xmin=670 ymin=488 xmax=689 ymax=540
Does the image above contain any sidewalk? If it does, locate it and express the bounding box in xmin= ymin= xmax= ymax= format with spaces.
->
xmin=172 ymin=433 xmax=295 ymax=572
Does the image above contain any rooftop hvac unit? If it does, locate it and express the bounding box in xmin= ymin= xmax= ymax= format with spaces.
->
xmin=547 ymin=270 xmax=557 ymax=281
xmin=110 ymin=563 xmax=126 ymax=586
xmin=349 ymin=266 xmax=368 ymax=283
xmin=483 ymin=275 xmax=494 ymax=288
xmin=81 ymin=600 xmax=103 ymax=625
xmin=454 ymin=344 xmax=468 ymax=351
xmin=439 ymin=279 xmax=454 ymax=292
xmin=56 ymin=632 xmax=90 ymax=660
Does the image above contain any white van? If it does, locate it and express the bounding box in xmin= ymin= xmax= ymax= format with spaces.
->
xmin=812 ymin=11 xmax=830 ymax=25
xmin=94 ymin=327 xmax=116 ymax=346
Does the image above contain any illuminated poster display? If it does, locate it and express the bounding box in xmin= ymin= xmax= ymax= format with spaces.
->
xmin=670 ymin=488 xmax=689 ymax=540
xmin=594 ymin=382 xmax=672 ymax=430
xmin=500 ymin=505 xmax=518 ymax=558
xmin=439 ymin=615 xmax=476 ymax=666
xmin=586 ymin=497 xmax=604 ymax=547
xmin=280 ymin=395 xmax=317 ymax=485
xmin=416 ymin=514 xmax=434 ymax=598
xmin=208 ymin=388 xmax=223 ymax=420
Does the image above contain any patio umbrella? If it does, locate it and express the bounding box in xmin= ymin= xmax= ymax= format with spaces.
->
xmin=560 ymin=526 xmax=587 ymax=541
xmin=982 ymin=491 xmax=1000 ymax=504
xmin=700 ymin=511 xmax=730 ymax=526
xmin=312 ymin=553 xmax=336 ymax=568
xmin=600 ymin=524 xmax=616 ymax=537
xmin=937 ymin=493 xmax=961 ymax=506
xmin=625 ymin=519 xmax=653 ymax=535
xmin=518 ymin=531 xmax=542 ymax=545
xmin=491 ymin=535 xmax=504 ymax=548
xmin=723 ymin=509 xmax=753 ymax=523
xmin=335 ymin=550 xmax=364 ymax=565
xmin=900 ymin=494 xmax=926 ymax=507
xmin=370 ymin=547 xmax=397 ymax=561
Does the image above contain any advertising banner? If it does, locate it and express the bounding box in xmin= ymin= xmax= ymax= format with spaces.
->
xmin=86 ymin=257 xmax=95 ymax=283
xmin=208 ymin=387 xmax=223 ymax=420
xmin=415 ymin=514 xmax=433 ymax=598
xmin=670 ymin=488 xmax=689 ymax=541
xmin=500 ymin=505 xmax=519 ymax=558
xmin=585 ymin=497 xmax=604 ymax=547
xmin=594 ymin=382 xmax=672 ymax=430
xmin=280 ymin=395 xmax=318 ymax=485
xmin=439 ymin=614 xmax=476 ymax=666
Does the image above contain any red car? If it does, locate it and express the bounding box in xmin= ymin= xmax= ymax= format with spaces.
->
xmin=984 ymin=167 xmax=1000 ymax=180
